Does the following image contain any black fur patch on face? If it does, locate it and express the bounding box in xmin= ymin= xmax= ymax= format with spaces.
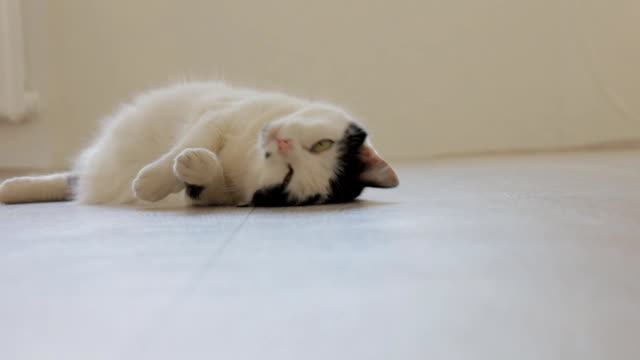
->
xmin=323 ymin=123 xmax=367 ymax=204
xmin=185 ymin=184 xmax=205 ymax=199
xmin=251 ymin=165 xmax=295 ymax=207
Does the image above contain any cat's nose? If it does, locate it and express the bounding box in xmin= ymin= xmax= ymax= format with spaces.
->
xmin=277 ymin=139 xmax=292 ymax=154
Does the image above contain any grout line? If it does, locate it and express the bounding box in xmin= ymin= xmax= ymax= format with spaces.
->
xmin=181 ymin=206 xmax=255 ymax=294
xmin=122 ymin=206 xmax=255 ymax=358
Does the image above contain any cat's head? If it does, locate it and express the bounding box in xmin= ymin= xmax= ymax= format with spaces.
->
xmin=251 ymin=105 xmax=398 ymax=206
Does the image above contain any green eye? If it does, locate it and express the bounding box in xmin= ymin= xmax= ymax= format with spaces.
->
xmin=310 ymin=139 xmax=334 ymax=153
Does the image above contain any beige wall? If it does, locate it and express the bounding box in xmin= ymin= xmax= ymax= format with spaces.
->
xmin=0 ymin=0 xmax=50 ymax=168
xmin=10 ymin=0 xmax=640 ymax=168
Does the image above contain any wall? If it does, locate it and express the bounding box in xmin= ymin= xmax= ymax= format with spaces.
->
xmin=9 ymin=0 xmax=640 ymax=168
xmin=0 ymin=0 xmax=50 ymax=168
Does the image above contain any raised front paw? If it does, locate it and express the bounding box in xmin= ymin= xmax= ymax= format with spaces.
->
xmin=173 ymin=148 xmax=219 ymax=185
xmin=132 ymin=163 xmax=182 ymax=202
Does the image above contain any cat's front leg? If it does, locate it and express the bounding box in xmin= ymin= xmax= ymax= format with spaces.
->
xmin=173 ymin=148 xmax=220 ymax=185
xmin=132 ymin=113 xmax=225 ymax=202
xmin=173 ymin=148 xmax=232 ymax=205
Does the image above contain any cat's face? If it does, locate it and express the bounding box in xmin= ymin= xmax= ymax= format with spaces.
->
xmin=251 ymin=106 xmax=398 ymax=206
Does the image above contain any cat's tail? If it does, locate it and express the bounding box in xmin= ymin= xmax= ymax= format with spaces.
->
xmin=0 ymin=172 xmax=76 ymax=204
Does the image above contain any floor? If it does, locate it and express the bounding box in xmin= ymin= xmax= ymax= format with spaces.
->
xmin=1 ymin=150 xmax=639 ymax=360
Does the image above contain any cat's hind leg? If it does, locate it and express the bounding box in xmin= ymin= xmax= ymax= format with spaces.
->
xmin=173 ymin=148 xmax=232 ymax=206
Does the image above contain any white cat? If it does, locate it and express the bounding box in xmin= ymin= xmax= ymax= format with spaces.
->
xmin=0 ymin=82 xmax=398 ymax=206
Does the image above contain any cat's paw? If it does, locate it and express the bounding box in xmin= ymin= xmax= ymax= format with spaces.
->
xmin=173 ymin=148 xmax=219 ymax=185
xmin=132 ymin=163 xmax=182 ymax=202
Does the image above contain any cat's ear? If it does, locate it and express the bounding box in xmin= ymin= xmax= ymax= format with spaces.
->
xmin=358 ymin=145 xmax=399 ymax=188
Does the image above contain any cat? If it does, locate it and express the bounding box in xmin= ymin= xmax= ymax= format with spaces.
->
xmin=0 ymin=82 xmax=398 ymax=207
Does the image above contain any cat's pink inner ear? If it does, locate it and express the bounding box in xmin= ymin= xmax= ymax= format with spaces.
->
xmin=358 ymin=145 xmax=399 ymax=188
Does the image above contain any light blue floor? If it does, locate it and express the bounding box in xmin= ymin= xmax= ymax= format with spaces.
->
xmin=2 ymin=153 xmax=639 ymax=359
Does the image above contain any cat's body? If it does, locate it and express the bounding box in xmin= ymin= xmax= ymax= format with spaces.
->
xmin=0 ymin=82 xmax=398 ymax=206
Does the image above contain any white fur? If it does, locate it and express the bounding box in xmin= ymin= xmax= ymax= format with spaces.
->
xmin=1 ymin=82 xmax=373 ymax=206
xmin=0 ymin=172 xmax=71 ymax=204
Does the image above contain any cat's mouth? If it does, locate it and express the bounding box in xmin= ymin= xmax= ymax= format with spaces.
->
xmin=247 ymin=164 xmax=295 ymax=207
xmin=281 ymin=164 xmax=294 ymax=188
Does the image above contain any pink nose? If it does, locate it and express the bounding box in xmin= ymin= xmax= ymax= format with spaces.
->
xmin=277 ymin=139 xmax=292 ymax=154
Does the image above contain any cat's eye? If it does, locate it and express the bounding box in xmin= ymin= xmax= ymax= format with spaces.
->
xmin=310 ymin=139 xmax=334 ymax=153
